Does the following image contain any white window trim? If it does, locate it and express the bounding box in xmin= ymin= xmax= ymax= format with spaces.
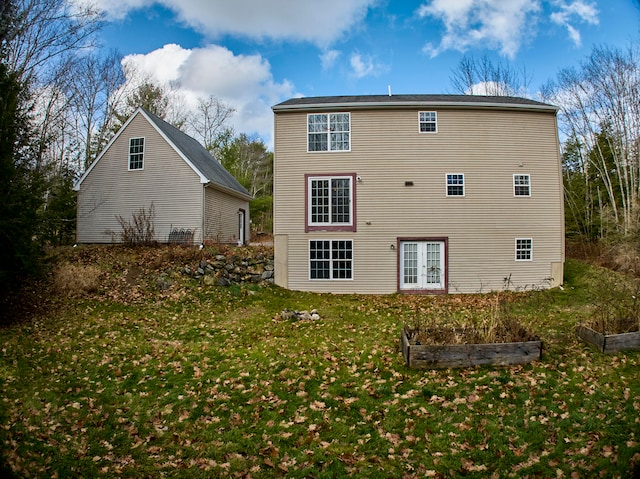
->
xmin=515 ymin=238 xmax=533 ymax=261
xmin=307 ymin=175 xmax=354 ymax=228
xmin=308 ymin=239 xmax=354 ymax=281
xmin=128 ymin=137 xmax=145 ymax=171
xmin=418 ymin=111 xmax=438 ymax=134
xmin=445 ymin=173 xmax=465 ymax=197
xmin=307 ymin=112 xmax=351 ymax=153
xmin=513 ymin=174 xmax=531 ymax=197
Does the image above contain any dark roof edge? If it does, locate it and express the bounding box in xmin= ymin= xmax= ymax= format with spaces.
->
xmin=273 ymin=95 xmax=558 ymax=113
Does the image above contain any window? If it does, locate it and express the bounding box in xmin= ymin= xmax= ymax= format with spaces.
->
xmin=514 ymin=174 xmax=531 ymax=196
xmin=308 ymin=113 xmax=350 ymax=151
xmin=310 ymin=240 xmax=353 ymax=280
xmin=307 ymin=175 xmax=354 ymax=231
xmin=515 ymin=238 xmax=533 ymax=261
xmin=419 ymin=111 xmax=437 ymax=133
xmin=129 ymin=137 xmax=144 ymax=170
xmin=446 ymin=173 xmax=465 ymax=196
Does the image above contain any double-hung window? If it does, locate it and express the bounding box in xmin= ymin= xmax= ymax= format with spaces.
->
xmin=306 ymin=175 xmax=354 ymax=231
xmin=309 ymin=240 xmax=353 ymax=280
xmin=515 ymin=238 xmax=533 ymax=261
xmin=514 ymin=174 xmax=531 ymax=196
xmin=446 ymin=173 xmax=465 ymax=196
xmin=419 ymin=111 xmax=437 ymax=133
xmin=308 ymin=113 xmax=350 ymax=152
xmin=129 ymin=137 xmax=144 ymax=170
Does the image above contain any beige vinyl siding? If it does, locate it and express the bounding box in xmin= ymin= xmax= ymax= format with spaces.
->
xmin=77 ymin=113 xmax=203 ymax=243
xmin=204 ymin=187 xmax=250 ymax=244
xmin=274 ymin=107 xmax=564 ymax=294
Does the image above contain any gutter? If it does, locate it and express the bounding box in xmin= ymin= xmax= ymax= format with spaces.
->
xmin=204 ymin=181 xmax=254 ymax=202
xmin=273 ymin=100 xmax=558 ymax=114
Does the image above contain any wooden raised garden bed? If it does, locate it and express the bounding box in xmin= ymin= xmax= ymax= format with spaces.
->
xmin=401 ymin=327 xmax=542 ymax=369
xmin=576 ymin=325 xmax=640 ymax=354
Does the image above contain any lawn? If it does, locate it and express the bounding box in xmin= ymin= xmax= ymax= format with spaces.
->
xmin=1 ymin=246 xmax=639 ymax=478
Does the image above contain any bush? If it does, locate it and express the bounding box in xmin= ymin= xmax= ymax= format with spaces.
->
xmin=115 ymin=204 xmax=156 ymax=245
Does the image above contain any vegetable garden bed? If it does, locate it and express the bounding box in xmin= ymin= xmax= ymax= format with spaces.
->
xmin=401 ymin=327 xmax=542 ymax=369
xmin=576 ymin=325 xmax=640 ymax=354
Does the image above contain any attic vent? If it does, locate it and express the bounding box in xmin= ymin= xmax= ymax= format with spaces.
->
xmin=405 ymin=181 xmax=414 ymax=187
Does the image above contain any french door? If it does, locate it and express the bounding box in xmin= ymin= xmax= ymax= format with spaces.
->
xmin=400 ymin=241 xmax=446 ymax=291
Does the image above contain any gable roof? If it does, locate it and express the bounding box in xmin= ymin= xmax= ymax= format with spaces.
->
xmin=75 ymin=107 xmax=252 ymax=200
xmin=273 ymin=94 xmax=558 ymax=113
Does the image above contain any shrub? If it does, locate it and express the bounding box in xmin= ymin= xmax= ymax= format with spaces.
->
xmin=115 ymin=204 xmax=156 ymax=245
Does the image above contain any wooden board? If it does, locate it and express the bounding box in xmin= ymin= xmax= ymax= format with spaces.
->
xmin=401 ymin=329 xmax=542 ymax=369
xmin=576 ymin=325 xmax=640 ymax=353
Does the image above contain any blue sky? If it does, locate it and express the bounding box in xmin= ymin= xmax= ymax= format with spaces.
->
xmin=90 ymin=0 xmax=640 ymax=146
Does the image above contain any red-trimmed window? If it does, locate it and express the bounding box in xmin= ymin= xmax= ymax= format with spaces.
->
xmin=306 ymin=174 xmax=355 ymax=232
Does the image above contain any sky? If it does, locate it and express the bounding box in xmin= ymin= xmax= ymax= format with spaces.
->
xmin=87 ymin=0 xmax=640 ymax=147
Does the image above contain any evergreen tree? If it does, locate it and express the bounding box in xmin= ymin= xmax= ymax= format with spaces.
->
xmin=0 ymin=1 xmax=45 ymax=290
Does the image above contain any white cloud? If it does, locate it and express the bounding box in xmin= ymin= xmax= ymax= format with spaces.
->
xmin=550 ymin=1 xmax=599 ymax=47
xmin=417 ymin=0 xmax=600 ymax=57
xmin=349 ymin=52 xmax=386 ymax=78
xmin=417 ymin=0 xmax=541 ymax=59
xmin=83 ymin=0 xmax=375 ymax=46
xmin=122 ymin=43 xmax=296 ymax=147
xmin=320 ymin=50 xmax=341 ymax=70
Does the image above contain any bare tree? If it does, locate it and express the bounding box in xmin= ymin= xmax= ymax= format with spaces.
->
xmin=66 ymin=50 xmax=126 ymax=169
xmin=5 ymin=0 xmax=102 ymax=85
xmin=450 ymin=55 xmax=531 ymax=96
xmin=542 ymin=42 xmax=640 ymax=236
xmin=187 ymin=95 xmax=236 ymax=153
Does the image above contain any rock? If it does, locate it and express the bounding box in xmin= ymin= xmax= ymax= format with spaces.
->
xmin=154 ymin=276 xmax=172 ymax=291
xmin=196 ymin=267 xmax=205 ymax=276
xmin=261 ymin=270 xmax=273 ymax=280
xmin=200 ymin=260 xmax=208 ymax=269
xmin=215 ymin=255 xmax=226 ymax=261
xmin=216 ymin=277 xmax=231 ymax=286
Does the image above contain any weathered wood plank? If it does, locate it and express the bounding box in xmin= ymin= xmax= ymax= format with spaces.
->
xmin=400 ymin=329 xmax=411 ymax=367
xmin=604 ymin=331 xmax=640 ymax=352
xmin=401 ymin=329 xmax=542 ymax=369
xmin=575 ymin=325 xmax=606 ymax=353
xmin=576 ymin=325 xmax=640 ymax=353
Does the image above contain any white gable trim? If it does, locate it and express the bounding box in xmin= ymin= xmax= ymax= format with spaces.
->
xmin=73 ymin=107 xmax=208 ymax=191
xmin=136 ymin=108 xmax=209 ymax=184
xmin=73 ymin=109 xmax=141 ymax=191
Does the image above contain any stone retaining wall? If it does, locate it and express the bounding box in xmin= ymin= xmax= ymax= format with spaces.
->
xmin=183 ymin=251 xmax=275 ymax=286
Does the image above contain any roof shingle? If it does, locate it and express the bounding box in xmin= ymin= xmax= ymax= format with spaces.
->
xmin=273 ymin=94 xmax=556 ymax=112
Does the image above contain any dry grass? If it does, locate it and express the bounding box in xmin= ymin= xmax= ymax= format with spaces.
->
xmin=404 ymin=295 xmax=538 ymax=345
xmin=567 ymin=238 xmax=640 ymax=277
xmin=53 ymin=263 xmax=101 ymax=297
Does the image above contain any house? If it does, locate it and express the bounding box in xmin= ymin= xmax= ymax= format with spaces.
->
xmin=74 ymin=107 xmax=253 ymax=245
xmin=271 ymin=94 xmax=564 ymax=294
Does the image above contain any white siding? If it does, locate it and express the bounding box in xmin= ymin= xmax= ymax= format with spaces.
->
xmin=77 ymin=113 xmax=203 ymax=243
xmin=274 ymin=106 xmax=564 ymax=294
xmin=204 ymin=187 xmax=250 ymax=244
